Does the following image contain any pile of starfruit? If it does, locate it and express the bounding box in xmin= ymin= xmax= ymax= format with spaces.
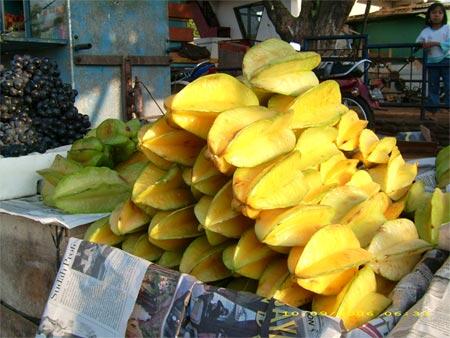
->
xmin=82 ymin=39 xmax=446 ymax=330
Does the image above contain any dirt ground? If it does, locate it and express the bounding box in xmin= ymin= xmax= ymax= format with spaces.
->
xmin=373 ymin=106 xmax=449 ymax=147
xmin=374 ymin=106 xmax=449 ymax=122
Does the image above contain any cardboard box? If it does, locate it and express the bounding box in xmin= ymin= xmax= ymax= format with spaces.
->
xmin=0 ymin=213 xmax=89 ymax=323
xmin=0 ymin=197 xmax=104 ymax=336
xmin=0 ymin=146 xmax=69 ymax=200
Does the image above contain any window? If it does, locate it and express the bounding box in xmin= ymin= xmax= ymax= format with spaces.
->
xmin=1 ymin=0 xmax=68 ymax=41
xmin=234 ymin=2 xmax=264 ymax=40
xmin=30 ymin=0 xmax=68 ymax=40
xmin=2 ymin=0 xmax=26 ymax=37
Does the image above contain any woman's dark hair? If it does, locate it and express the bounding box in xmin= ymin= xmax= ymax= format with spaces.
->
xmin=425 ymin=2 xmax=448 ymax=26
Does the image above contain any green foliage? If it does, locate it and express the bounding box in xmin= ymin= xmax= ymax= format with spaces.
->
xmin=187 ymin=19 xmax=200 ymax=38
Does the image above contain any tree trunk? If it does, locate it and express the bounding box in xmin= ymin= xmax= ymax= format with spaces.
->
xmin=261 ymin=1 xmax=299 ymax=42
xmin=264 ymin=0 xmax=356 ymax=46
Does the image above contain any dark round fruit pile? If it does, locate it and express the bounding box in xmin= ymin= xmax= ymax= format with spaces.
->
xmin=0 ymin=55 xmax=91 ymax=157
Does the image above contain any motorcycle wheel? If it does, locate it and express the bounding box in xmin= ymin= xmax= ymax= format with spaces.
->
xmin=342 ymin=94 xmax=375 ymax=129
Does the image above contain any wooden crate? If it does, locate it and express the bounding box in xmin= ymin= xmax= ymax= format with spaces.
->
xmin=0 ymin=304 xmax=39 ymax=337
xmin=0 ymin=214 xmax=88 ymax=330
xmin=397 ymin=141 xmax=438 ymax=159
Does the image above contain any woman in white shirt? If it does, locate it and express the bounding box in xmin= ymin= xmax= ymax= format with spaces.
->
xmin=416 ymin=2 xmax=450 ymax=114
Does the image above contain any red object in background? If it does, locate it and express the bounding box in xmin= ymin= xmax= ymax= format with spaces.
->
xmin=337 ymin=77 xmax=380 ymax=110
xmin=5 ymin=13 xmax=25 ymax=31
xmin=218 ymin=40 xmax=252 ymax=70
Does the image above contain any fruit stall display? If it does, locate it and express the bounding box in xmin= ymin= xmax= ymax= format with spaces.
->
xmin=36 ymin=39 xmax=449 ymax=331
xmin=0 ymin=55 xmax=91 ymax=157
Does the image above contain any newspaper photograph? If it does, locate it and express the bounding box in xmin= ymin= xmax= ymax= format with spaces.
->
xmin=126 ymin=265 xmax=195 ymax=338
xmin=161 ymin=274 xmax=198 ymax=338
xmin=36 ymin=238 xmax=150 ymax=337
xmin=0 ymin=195 xmax=108 ymax=229
xmin=180 ymin=283 xmax=265 ymax=337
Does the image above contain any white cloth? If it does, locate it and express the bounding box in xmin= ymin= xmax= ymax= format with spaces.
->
xmin=416 ymin=25 xmax=450 ymax=62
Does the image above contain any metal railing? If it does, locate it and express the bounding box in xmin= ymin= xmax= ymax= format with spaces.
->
xmin=303 ymin=36 xmax=448 ymax=119
xmin=366 ymin=42 xmax=429 ymax=119
xmin=303 ymin=34 xmax=370 ymax=83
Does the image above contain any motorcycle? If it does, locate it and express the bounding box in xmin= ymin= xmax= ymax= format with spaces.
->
xmin=315 ymin=59 xmax=379 ymax=128
xmin=171 ymin=60 xmax=216 ymax=93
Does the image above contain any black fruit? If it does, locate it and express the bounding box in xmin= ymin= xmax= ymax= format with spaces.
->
xmin=0 ymin=55 xmax=91 ymax=157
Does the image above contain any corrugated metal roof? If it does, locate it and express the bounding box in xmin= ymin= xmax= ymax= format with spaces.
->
xmin=348 ymin=2 xmax=450 ymax=22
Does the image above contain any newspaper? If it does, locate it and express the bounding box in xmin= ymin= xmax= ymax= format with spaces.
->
xmin=126 ymin=268 xmax=342 ymax=338
xmin=408 ymin=157 xmax=437 ymax=192
xmin=177 ymin=284 xmax=343 ymax=338
xmin=38 ymin=239 xmax=448 ymax=338
xmin=407 ymin=156 xmax=449 ymax=193
xmin=386 ymin=256 xmax=450 ymax=338
xmin=0 ymin=195 xmax=108 ymax=229
xmin=125 ymin=248 xmax=449 ymax=338
xmin=36 ymin=238 xmax=149 ymax=338
xmin=126 ymin=266 xmax=197 ymax=337
xmin=346 ymin=249 xmax=448 ymax=338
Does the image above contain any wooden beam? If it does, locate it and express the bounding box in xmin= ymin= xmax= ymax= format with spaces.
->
xmin=74 ymin=55 xmax=170 ymax=66
xmin=169 ymin=27 xmax=193 ymax=42
xmin=168 ymin=3 xmax=194 ymax=19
